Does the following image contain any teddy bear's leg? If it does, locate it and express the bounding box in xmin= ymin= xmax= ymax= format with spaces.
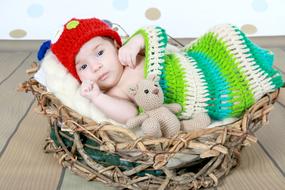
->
xmin=142 ymin=118 xmax=162 ymax=138
xmin=181 ymin=112 xmax=211 ymax=131
xmin=161 ymin=118 xmax=181 ymax=138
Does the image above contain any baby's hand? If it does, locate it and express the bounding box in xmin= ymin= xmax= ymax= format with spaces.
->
xmin=118 ymin=34 xmax=144 ymax=69
xmin=80 ymin=80 xmax=101 ymax=100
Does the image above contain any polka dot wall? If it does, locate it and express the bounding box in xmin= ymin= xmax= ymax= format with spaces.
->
xmin=27 ymin=3 xmax=44 ymax=18
xmin=1 ymin=0 xmax=284 ymax=40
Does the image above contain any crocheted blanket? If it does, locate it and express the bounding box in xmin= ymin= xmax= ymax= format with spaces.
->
xmin=133 ymin=24 xmax=284 ymax=120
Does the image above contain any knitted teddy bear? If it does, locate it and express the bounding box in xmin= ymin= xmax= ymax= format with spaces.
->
xmin=126 ymin=75 xmax=182 ymax=138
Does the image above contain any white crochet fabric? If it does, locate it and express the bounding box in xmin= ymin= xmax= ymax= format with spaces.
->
xmin=209 ymin=24 xmax=275 ymax=101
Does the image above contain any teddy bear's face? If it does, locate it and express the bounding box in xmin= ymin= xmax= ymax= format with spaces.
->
xmin=129 ymin=80 xmax=164 ymax=111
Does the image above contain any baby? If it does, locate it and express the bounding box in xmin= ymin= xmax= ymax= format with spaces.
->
xmin=40 ymin=17 xmax=284 ymax=128
xmin=48 ymin=18 xmax=148 ymax=124
xmin=76 ymin=33 xmax=145 ymax=124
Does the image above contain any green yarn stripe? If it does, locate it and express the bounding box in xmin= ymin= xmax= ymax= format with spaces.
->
xmin=129 ymin=28 xmax=151 ymax=77
xmin=186 ymin=32 xmax=255 ymax=117
xmin=186 ymin=52 xmax=232 ymax=119
xmin=163 ymin=54 xmax=188 ymax=116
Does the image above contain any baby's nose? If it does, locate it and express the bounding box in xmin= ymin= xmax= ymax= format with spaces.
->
xmin=91 ymin=63 xmax=103 ymax=72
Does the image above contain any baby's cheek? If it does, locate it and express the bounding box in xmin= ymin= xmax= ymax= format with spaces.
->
xmin=79 ymin=72 xmax=92 ymax=82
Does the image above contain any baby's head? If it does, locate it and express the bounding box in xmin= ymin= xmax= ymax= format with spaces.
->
xmin=50 ymin=18 xmax=123 ymax=91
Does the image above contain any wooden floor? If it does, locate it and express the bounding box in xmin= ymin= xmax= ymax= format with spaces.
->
xmin=0 ymin=47 xmax=284 ymax=190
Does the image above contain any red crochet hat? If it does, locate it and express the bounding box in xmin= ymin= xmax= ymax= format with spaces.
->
xmin=51 ymin=18 xmax=122 ymax=81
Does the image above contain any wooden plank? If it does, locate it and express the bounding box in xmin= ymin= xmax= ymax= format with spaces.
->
xmin=0 ymin=52 xmax=35 ymax=152
xmin=0 ymin=103 xmax=62 ymax=190
xmin=217 ymin=143 xmax=285 ymax=190
xmin=256 ymin=102 xmax=285 ymax=173
xmin=0 ymin=51 xmax=31 ymax=83
xmin=60 ymin=170 xmax=216 ymax=190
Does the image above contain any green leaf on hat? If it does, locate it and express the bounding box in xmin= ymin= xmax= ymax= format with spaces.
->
xmin=66 ymin=20 xmax=79 ymax=30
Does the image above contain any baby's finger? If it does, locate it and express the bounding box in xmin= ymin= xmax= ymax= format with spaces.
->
xmin=87 ymin=85 xmax=92 ymax=91
xmin=130 ymin=55 xmax=136 ymax=69
xmin=123 ymin=55 xmax=130 ymax=68
xmin=80 ymin=87 xmax=89 ymax=96
xmin=92 ymin=83 xmax=100 ymax=93
xmin=83 ymin=80 xmax=92 ymax=86
xmin=119 ymin=54 xmax=127 ymax=66
xmin=122 ymin=56 xmax=128 ymax=66
xmin=84 ymin=88 xmax=90 ymax=93
xmin=127 ymin=55 xmax=134 ymax=69
xmin=118 ymin=49 xmax=128 ymax=66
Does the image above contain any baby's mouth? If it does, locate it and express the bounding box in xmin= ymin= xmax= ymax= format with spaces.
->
xmin=98 ymin=72 xmax=109 ymax=81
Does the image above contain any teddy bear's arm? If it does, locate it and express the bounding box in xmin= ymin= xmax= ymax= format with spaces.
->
xmin=164 ymin=103 xmax=182 ymax=114
xmin=126 ymin=114 xmax=148 ymax=129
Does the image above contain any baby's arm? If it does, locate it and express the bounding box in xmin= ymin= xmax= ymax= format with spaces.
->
xmin=120 ymin=26 xmax=168 ymax=74
xmin=80 ymin=80 xmax=138 ymax=124
xmin=91 ymin=93 xmax=138 ymax=124
xmin=118 ymin=34 xmax=144 ymax=69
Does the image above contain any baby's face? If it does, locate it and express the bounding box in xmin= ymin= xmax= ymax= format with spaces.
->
xmin=75 ymin=36 xmax=123 ymax=91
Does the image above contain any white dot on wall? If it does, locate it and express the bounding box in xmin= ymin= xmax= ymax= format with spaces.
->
xmin=27 ymin=3 xmax=44 ymax=18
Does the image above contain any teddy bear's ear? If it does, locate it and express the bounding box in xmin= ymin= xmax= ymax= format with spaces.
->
xmin=128 ymin=84 xmax=138 ymax=96
xmin=147 ymin=74 xmax=157 ymax=82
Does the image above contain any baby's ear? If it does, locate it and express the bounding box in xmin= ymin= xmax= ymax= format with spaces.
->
xmin=147 ymin=74 xmax=157 ymax=82
xmin=128 ymin=84 xmax=138 ymax=96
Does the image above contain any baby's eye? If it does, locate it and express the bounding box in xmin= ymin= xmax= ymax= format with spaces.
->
xmin=80 ymin=64 xmax=87 ymax=70
xmin=144 ymin=89 xmax=149 ymax=94
xmin=97 ymin=50 xmax=104 ymax=57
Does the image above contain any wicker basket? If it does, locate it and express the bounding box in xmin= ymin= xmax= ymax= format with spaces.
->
xmin=20 ymin=63 xmax=281 ymax=190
